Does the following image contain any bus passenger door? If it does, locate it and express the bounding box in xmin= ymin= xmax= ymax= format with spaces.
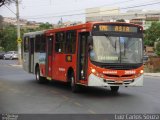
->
xmin=46 ymin=36 xmax=53 ymax=79
xmin=77 ymin=32 xmax=89 ymax=82
xmin=29 ymin=37 xmax=34 ymax=73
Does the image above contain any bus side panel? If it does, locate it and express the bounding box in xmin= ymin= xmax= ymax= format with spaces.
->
xmin=47 ymin=56 xmax=52 ymax=77
xmin=23 ymin=52 xmax=29 ymax=73
xmin=52 ymin=54 xmax=76 ymax=82
xmin=52 ymin=54 xmax=66 ymax=81
xmin=38 ymin=53 xmax=46 ymax=77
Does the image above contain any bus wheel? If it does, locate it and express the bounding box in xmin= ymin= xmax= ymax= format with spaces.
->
xmin=70 ymin=72 xmax=79 ymax=93
xmin=35 ymin=66 xmax=45 ymax=83
xmin=110 ymin=86 xmax=119 ymax=93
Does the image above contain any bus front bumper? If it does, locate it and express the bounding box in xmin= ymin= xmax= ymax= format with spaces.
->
xmin=88 ymin=73 xmax=143 ymax=87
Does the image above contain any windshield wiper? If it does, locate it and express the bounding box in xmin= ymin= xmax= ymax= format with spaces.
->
xmin=104 ymin=33 xmax=116 ymax=50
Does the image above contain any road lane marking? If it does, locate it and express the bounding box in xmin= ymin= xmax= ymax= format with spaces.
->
xmin=9 ymin=88 xmax=21 ymax=93
xmin=50 ymin=90 xmax=59 ymax=94
xmin=88 ymin=109 xmax=96 ymax=114
xmin=61 ymin=95 xmax=69 ymax=100
xmin=74 ymin=102 xmax=82 ymax=107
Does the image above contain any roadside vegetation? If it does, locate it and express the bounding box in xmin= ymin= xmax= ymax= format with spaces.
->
xmin=0 ymin=15 xmax=52 ymax=52
xmin=144 ymin=22 xmax=160 ymax=56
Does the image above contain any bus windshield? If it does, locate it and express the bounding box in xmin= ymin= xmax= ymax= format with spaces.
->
xmin=89 ymin=36 xmax=143 ymax=64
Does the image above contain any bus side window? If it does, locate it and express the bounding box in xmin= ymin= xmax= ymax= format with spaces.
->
xmin=55 ymin=32 xmax=65 ymax=53
xmin=35 ymin=35 xmax=41 ymax=52
xmin=65 ymin=31 xmax=76 ymax=54
xmin=40 ymin=35 xmax=46 ymax=53
xmin=24 ymin=37 xmax=29 ymax=52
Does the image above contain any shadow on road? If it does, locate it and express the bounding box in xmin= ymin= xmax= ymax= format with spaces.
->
xmin=28 ymin=78 xmax=133 ymax=98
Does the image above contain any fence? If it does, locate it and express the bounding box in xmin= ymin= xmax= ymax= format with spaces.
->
xmin=144 ymin=56 xmax=160 ymax=72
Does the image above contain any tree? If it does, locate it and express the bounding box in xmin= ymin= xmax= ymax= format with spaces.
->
xmin=0 ymin=0 xmax=5 ymax=7
xmin=0 ymin=15 xmax=3 ymax=29
xmin=0 ymin=24 xmax=17 ymax=51
xmin=0 ymin=0 xmax=15 ymax=7
xmin=39 ymin=22 xmax=53 ymax=30
xmin=144 ymin=22 xmax=160 ymax=46
xmin=116 ymin=19 xmax=126 ymax=22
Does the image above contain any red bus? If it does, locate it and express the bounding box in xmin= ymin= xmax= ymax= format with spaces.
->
xmin=23 ymin=22 xmax=144 ymax=93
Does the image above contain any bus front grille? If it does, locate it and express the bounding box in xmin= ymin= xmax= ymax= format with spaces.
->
xmin=101 ymin=63 xmax=142 ymax=70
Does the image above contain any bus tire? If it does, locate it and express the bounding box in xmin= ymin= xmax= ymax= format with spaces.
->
xmin=35 ymin=66 xmax=45 ymax=84
xmin=70 ymin=72 xmax=79 ymax=93
xmin=110 ymin=86 xmax=119 ymax=93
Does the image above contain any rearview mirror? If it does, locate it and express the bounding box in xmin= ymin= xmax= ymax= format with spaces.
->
xmin=143 ymin=55 xmax=149 ymax=64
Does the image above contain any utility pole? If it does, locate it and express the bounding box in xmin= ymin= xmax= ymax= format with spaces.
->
xmin=16 ymin=0 xmax=22 ymax=65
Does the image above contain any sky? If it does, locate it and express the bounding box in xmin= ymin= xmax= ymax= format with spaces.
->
xmin=0 ymin=0 xmax=160 ymax=24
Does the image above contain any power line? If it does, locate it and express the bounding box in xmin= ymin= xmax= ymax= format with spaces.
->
xmin=21 ymin=0 xmax=52 ymax=7
xmin=23 ymin=1 xmax=160 ymax=19
xmin=4 ymin=4 xmax=16 ymax=15
xmin=21 ymin=0 xmax=136 ymax=18
xmin=22 ymin=0 xmax=158 ymax=19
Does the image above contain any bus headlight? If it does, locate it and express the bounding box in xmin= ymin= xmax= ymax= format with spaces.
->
xmin=140 ymin=70 xmax=144 ymax=74
xmin=91 ymin=69 xmax=96 ymax=73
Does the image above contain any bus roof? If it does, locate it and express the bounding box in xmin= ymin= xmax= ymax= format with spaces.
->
xmin=45 ymin=21 xmax=143 ymax=34
xmin=23 ymin=22 xmax=143 ymax=37
xmin=23 ymin=30 xmax=46 ymax=37
xmin=46 ymin=22 xmax=92 ymax=34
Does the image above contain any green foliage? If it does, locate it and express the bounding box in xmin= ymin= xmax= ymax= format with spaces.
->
xmin=39 ymin=22 xmax=52 ymax=30
xmin=144 ymin=22 xmax=160 ymax=46
xmin=155 ymin=42 xmax=160 ymax=56
xmin=0 ymin=20 xmax=53 ymax=52
xmin=0 ymin=25 xmax=34 ymax=52
xmin=116 ymin=19 xmax=125 ymax=22
xmin=0 ymin=15 xmax=3 ymax=29
xmin=0 ymin=47 xmax=4 ymax=51
xmin=0 ymin=24 xmax=17 ymax=51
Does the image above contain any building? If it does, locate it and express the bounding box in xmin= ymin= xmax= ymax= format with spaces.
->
xmin=86 ymin=7 xmax=120 ymax=22
xmin=86 ymin=8 xmax=160 ymax=30
xmin=3 ymin=17 xmax=40 ymax=29
xmin=3 ymin=17 xmax=27 ymax=26
xmin=86 ymin=7 xmax=120 ymax=18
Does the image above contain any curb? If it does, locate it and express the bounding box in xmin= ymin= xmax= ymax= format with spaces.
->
xmin=144 ymin=73 xmax=160 ymax=77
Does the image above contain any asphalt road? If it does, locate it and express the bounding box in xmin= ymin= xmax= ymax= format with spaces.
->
xmin=0 ymin=60 xmax=160 ymax=114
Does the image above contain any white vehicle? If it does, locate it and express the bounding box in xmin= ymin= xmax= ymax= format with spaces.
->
xmin=3 ymin=51 xmax=18 ymax=60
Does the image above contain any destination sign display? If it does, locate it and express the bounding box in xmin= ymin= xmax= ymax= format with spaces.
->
xmin=93 ymin=24 xmax=140 ymax=33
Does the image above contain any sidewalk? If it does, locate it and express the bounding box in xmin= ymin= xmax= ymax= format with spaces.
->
xmin=144 ymin=73 xmax=160 ymax=77
xmin=9 ymin=64 xmax=22 ymax=68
